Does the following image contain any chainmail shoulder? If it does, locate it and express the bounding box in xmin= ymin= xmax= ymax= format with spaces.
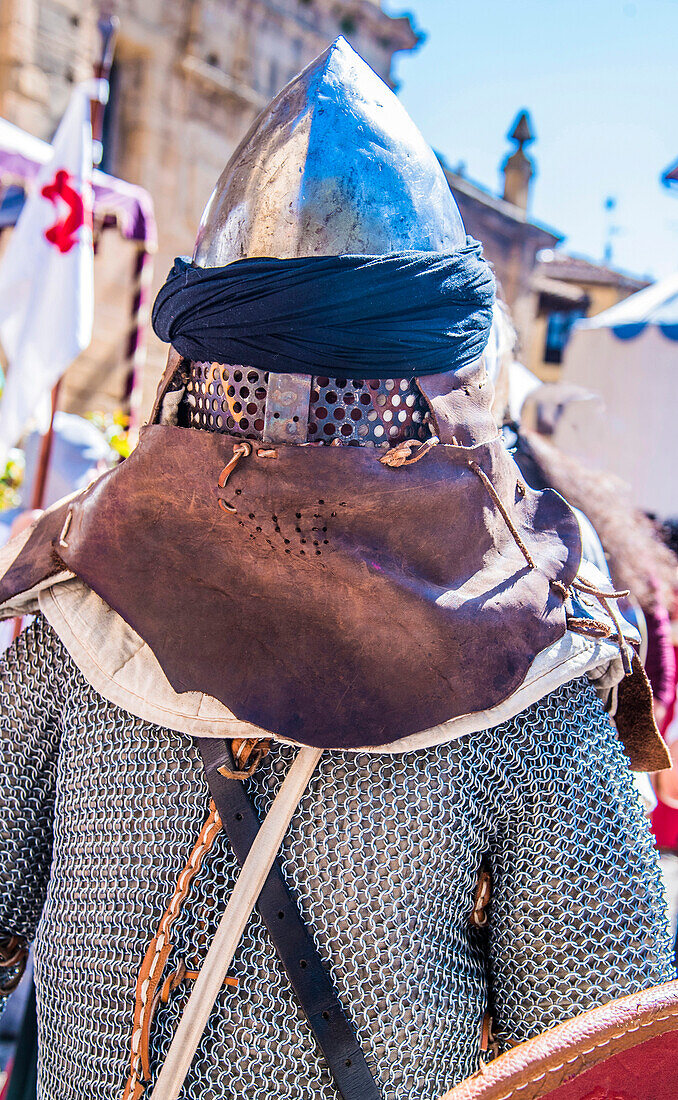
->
xmin=0 ymin=616 xmax=67 ymax=944
xmin=0 ymin=616 xmax=673 ymax=1100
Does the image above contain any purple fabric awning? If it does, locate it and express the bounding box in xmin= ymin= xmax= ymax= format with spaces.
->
xmin=0 ymin=116 xmax=156 ymax=249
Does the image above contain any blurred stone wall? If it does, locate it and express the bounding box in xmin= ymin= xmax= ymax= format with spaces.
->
xmin=0 ymin=0 xmax=417 ymax=418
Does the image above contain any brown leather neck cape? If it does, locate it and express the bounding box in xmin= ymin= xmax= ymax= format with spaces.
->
xmin=0 ymin=367 xmax=584 ymax=750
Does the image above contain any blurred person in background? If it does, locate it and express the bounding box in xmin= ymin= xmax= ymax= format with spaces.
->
xmin=491 ymin=304 xmax=678 ymax=953
xmin=493 ymin=304 xmax=678 ymax=783
xmin=646 ymin=520 xmax=678 ymax=955
xmin=513 ymin=429 xmax=677 ymax=723
xmin=490 ymin=306 xmax=678 ymax=731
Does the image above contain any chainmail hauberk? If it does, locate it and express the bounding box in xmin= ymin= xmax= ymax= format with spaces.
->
xmin=0 ymin=617 xmax=672 ymax=1100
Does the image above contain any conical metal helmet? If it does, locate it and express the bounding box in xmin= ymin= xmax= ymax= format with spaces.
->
xmin=193 ymin=36 xmax=465 ymax=265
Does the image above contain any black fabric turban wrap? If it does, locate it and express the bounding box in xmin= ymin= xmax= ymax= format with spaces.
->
xmin=152 ymin=237 xmax=495 ymax=380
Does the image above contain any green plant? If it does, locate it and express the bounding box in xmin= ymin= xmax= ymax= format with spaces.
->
xmin=86 ymin=409 xmax=133 ymax=461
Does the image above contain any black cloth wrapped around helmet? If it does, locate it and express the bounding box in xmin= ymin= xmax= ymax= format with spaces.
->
xmin=151 ymin=238 xmax=495 ymax=380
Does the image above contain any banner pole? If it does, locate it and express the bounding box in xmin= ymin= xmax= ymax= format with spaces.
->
xmin=28 ymin=15 xmax=118 ymax=517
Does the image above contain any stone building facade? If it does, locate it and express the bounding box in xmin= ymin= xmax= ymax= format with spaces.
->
xmin=0 ymin=0 xmax=418 ymax=415
xmin=528 ymin=250 xmax=649 ymax=381
xmin=0 ymin=1 xmax=622 ymax=420
xmin=445 ymin=161 xmax=559 ymax=363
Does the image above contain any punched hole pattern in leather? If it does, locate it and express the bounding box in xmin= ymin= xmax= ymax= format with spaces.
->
xmin=228 ymin=501 xmax=351 ymax=566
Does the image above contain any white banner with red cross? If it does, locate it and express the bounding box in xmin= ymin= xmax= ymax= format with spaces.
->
xmin=0 ymin=79 xmax=107 ymax=465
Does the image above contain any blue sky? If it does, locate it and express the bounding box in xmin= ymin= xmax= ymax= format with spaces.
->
xmin=383 ymin=0 xmax=678 ymax=280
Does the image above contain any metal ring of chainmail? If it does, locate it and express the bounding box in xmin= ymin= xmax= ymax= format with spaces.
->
xmin=1 ymin=616 xmax=673 ymax=1100
xmin=177 ymin=362 xmax=431 ymax=446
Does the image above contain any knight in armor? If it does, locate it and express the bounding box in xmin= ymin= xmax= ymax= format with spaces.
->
xmin=0 ymin=39 xmax=675 ymax=1100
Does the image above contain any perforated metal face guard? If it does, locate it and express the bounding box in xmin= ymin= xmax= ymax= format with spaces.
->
xmin=178 ymin=362 xmax=431 ymax=448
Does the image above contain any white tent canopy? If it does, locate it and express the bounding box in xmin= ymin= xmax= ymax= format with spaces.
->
xmin=556 ymin=272 xmax=678 ymax=518
xmin=0 ymin=116 xmax=51 ymax=163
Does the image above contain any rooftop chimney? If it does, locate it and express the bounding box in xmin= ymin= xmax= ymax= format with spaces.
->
xmin=502 ymin=110 xmax=535 ymax=210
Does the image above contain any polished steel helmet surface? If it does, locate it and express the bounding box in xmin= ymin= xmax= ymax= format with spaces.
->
xmin=193 ymin=36 xmax=465 ymax=265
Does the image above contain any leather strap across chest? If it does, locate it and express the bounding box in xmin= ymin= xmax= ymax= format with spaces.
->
xmin=196 ymin=737 xmax=382 ymax=1100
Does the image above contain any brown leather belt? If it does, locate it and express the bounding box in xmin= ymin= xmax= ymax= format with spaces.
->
xmin=196 ymin=737 xmax=382 ymax=1100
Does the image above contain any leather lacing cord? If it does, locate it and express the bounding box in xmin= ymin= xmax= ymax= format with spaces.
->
xmin=217 ymin=441 xmax=252 ymax=513
xmin=469 ymin=869 xmax=492 ymax=930
xmin=466 ymin=459 xmax=536 ymax=570
xmin=465 ymin=458 xmax=634 ymax=675
xmin=570 ymin=576 xmax=633 ymax=676
xmin=217 ymin=441 xmax=278 ymax=514
xmin=218 ymin=737 xmax=273 ymax=780
xmin=378 ymin=435 xmax=440 ymax=468
xmin=379 ymin=445 xmax=538 ymax=573
xmin=470 ymin=867 xmax=499 ymax=1062
xmin=122 ymin=803 xmax=228 ymax=1099
xmin=383 ymin=445 xmax=564 ymax=595
xmin=379 ymin=441 xmax=635 ymax=683
xmin=480 ymin=1013 xmax=500 ymax=1060
xmin=466 ymin=458 xmax=635 ymax=677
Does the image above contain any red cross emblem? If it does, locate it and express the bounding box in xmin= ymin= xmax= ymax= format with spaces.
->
xmin=41 ymin=168 xmax=89 ymax=253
